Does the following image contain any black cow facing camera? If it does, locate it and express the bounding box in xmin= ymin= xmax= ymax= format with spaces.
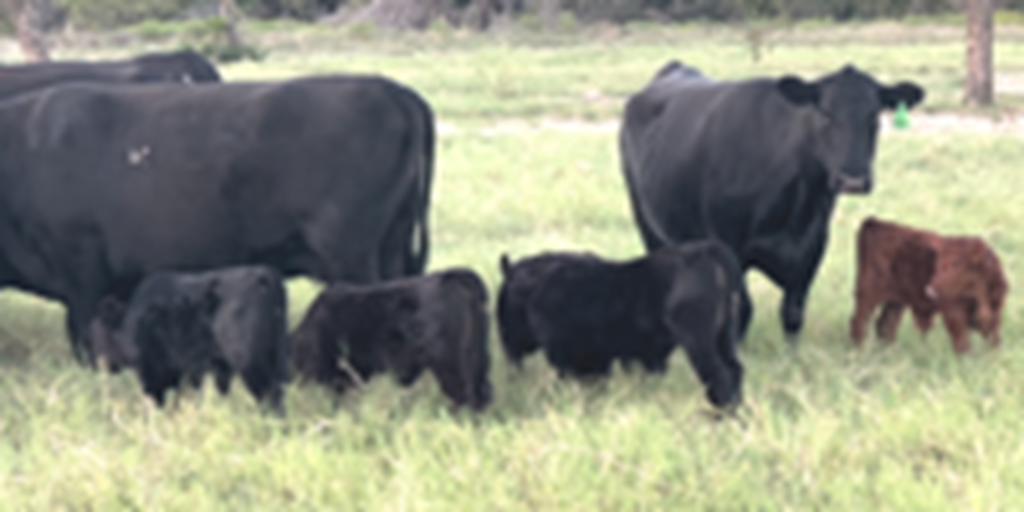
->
xmin=504 ymin=241 xmax=746 ymax=410
xmin=90 ymin=266 xmax=289 ymax=414
xmin=620 ymin=62 xmax=925 ymax=341
xmin=291 ymin=268 xmax=492 ymax=411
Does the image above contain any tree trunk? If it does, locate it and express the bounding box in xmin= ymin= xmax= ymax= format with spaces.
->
xmin=9 ymin=0 xmax=52 ymax=62
xmin=352 ymin=0 xmax=444 ymax=30
xmin=540 ymin=0 xmax=559 ymax=30
xmin=220 ymin=0 xmax=243 ymax=48
xmin=965 ymin=0 xmax=994 ymax=106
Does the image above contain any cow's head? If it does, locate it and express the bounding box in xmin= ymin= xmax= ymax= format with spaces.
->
xmin=455 ymin=298 xmax=493 ymax=412
xmin=652 ymin=59 xmax=707 ymax=84
xmin=777 ymin=64 xmax=925 ymax=194
xmin=128 ymin=50 xmax=222 ymax=84
xmin=89 ymin=297 xmax=137 ymax=372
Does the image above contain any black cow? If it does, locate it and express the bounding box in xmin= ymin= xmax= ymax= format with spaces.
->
xmin=0 ymin=73 xmax=434 ymax=362
xmin=620 ymin=61 xmax=925 ymax=340
xmin=291 ymin=268 xmax=492 ymax=411
xmin=0 ymin=50 xmax=221 ymax=99
xmin=517 ymin=241 xmax=745 ymax=409
xmin=89 ymin=266 xmax=289 ymax=413
xmin=496 ymin=251 xmax=601 ymax=366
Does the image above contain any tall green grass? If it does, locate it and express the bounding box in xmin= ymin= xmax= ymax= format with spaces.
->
xmin=2 ymin=21 xmax=1024 ymax=510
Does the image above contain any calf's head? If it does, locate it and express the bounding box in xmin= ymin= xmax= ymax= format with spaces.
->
xmin=777 ymin=64 xmax=925 ymax=194
xmin=89 ymin=297 xmax=136 ymax=372
xmin=448 ymin=275 xmax=493 ymax=411
xmin=926 ymin=239 xmax=1008 ymax=341
xmin=496 ymin=254 xmax=543 ymax=364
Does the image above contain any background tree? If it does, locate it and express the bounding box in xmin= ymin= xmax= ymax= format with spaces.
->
xmin=350 ymin=0 xmax=444 ymax=30
xmin=965 ymin=0 xmax=994 ymax=106
xmin=539 ymin=0 xmax=559 ymax=29
xmin=220 ymin=0 xmax=242 ymax=47
xmin=4 ymin=0 xmax=58 ymax=62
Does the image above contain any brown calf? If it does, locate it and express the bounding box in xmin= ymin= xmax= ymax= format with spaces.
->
xmin=849 ymin=217 xmax=1008 ymax=354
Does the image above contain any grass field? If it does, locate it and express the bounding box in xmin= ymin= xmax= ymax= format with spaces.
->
xmin=3 ymin=18 xmax=1024 ymax=510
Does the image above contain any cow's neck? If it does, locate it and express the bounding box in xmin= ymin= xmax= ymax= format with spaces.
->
xmin=743 ymin=162 xmax=837 ymax=276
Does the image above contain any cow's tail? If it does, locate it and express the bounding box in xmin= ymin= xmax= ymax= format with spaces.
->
xmin=403 ymin=86 xmax=435 ymax=276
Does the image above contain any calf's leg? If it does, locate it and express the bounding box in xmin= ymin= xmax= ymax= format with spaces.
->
xmin=849 ymin=294 xmax=880 ymax=346
xmin=875 ymin=302 xmax=905 ymax=342
xmin=939 ymin=306 xmax=971 ymax=354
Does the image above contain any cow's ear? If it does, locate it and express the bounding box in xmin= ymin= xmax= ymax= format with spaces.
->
xmin=879 ymin=82 xmax=925 ymax=110
xmin=97 ymin=297 xmax=126 ymax=327
xmin=777 ymin=76 xmax=820 ymax=106
xmin=499 ymin=254 xmax=512 ymax=277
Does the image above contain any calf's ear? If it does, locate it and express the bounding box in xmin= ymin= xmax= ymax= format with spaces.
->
xmin=499 ymin=254 xmax=512 ymax=277
xmin=777 ymin=76 xmax=820 ymax=106
xmin=880 ymin=82 xmax=925 ymax=110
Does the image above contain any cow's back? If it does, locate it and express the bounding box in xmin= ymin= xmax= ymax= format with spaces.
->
xmin=622 ymin=77 xmax=814 ymax=251
xmin=1 ymin=75 xmax=428 ymax=282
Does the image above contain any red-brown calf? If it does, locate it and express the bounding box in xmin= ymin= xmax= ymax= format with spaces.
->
xmin=849 ymin=217 xmax=1008 ymax=354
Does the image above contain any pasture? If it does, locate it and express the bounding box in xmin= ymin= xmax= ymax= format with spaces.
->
xmin=3 ymin=18 xmax=1024 ymax=509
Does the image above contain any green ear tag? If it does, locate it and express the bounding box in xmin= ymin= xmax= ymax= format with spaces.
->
xmin=893 ymin=101 xmax=910 ymax=130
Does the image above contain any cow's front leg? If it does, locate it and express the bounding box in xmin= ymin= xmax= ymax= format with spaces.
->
xmin=65 ymin=296 xmax=101 ymax=366
xmin=780 ymin=286 xmax=808 ymax=342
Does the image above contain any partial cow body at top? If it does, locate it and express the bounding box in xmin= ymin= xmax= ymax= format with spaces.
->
xmin=619 ymin=60 xmax=925 ymax=341
xmin=850 ymin=217 xmax=1008 ymax=354
xmin=0 ymin=50 xmax=221 ymax=100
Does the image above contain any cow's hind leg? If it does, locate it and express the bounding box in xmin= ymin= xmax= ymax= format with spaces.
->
xmin=875 ymin=302 xmax=905 ymax=343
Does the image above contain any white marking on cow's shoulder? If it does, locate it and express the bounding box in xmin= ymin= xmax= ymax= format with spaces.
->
xmin=127 ymin=146 xmax=151 ymax=166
